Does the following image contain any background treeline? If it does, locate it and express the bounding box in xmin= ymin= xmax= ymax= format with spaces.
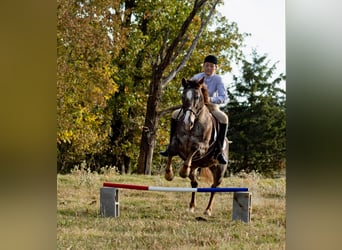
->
xmin=57 ymin=0 xmax=285 ymax=177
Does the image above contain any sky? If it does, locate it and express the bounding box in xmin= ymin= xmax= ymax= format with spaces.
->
xmin=217 ymin=0 xmax=286 ymax=89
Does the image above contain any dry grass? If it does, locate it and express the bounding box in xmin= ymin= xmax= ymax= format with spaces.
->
xmin=57 ymin=168 xmax=285 ymax=249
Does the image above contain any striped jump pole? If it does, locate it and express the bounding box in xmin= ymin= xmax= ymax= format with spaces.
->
xmin=100 ymin=182 xmax=251 ymax=223
xmin=102 ymin=182 xmax=248 ymax=192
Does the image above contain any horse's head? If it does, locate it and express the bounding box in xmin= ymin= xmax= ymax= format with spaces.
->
xmin=181 ymin=77 xmax=209 ymax=131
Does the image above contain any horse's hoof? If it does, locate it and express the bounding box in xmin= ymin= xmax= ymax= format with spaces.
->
xmin=188 ymin=207 xmax=195 ymax=213
xmin=179 ymin=166 xmax=190 ymax=178
xmin=204 ymin=209 xmax=212 ymax=216
xmin=165 ymin=172 xmax=174 ymax=181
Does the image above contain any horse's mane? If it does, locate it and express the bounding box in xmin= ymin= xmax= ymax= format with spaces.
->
xmin=201 ymin=84 xmax=209 ymax=105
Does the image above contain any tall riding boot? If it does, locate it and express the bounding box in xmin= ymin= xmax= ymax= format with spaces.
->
xmin=216 ymin=123 xmax=228 ymax=164
xmin=159 ymin=118 xmax=177 ymax=157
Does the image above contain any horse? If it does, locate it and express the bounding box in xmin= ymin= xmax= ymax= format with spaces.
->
xmin=164 ymin=77 xmax=229 ymax=216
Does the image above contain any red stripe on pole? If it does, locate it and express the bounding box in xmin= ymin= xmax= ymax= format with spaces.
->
xmin=103 ymin=182 xmax=148 ymax=190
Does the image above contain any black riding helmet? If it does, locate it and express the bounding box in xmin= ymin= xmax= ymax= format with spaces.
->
xmin=204 ymin=55 xmax=218 ymax=65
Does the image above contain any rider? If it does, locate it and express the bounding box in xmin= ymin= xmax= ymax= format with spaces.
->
xmin=160 ymin=55 xmax=229 ymax=164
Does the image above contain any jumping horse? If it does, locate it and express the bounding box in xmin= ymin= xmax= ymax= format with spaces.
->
xmin=164 ymin=77 xmax=229 ymax=216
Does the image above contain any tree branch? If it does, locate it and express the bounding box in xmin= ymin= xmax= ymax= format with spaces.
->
xmin=161 ymin=0 xmax=220 ymax=86
xmin=170 ymin=35 xmax=189 ymax=64
xmin=157 ymin=0 xmax=208 ymax=73
xmin=158 ymin=28 xmax=170 ymax=65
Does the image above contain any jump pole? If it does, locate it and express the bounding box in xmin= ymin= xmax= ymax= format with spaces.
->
xmin=100 ymin=182 xmax=251 ymax=222
xmin=103 ymin=182 xmax=248 ymax=192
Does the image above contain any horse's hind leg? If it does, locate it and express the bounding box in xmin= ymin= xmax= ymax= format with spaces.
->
xmin=204 ymin=165 xmax=226 ymax=216
xmin=188 ymin=169 xmax=198 ymax=213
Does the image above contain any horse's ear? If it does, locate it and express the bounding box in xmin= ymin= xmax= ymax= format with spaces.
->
xmin=182 ymin=78 xmax=187 ymax=87
xmin=199 ymin=77 xmax=205 ymax=85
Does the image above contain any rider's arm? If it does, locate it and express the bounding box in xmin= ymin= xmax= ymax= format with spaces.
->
xmin=210 ymin=76 xmax=228 ymax=104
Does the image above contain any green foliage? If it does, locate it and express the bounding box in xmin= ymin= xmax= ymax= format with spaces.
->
xmin=57 ymin=0 xmax=127 ymax=172
xmin=225 ymin=51 xmax=286 ymax=176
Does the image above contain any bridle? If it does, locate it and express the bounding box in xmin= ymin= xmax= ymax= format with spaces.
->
xmin=179 ymin=87 xmax=205 ymax=121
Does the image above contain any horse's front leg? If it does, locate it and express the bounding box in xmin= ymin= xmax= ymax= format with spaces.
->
xmin=198 ymin=142 xmax=209 ymax=155
xmin=179 ymin=140 xmax=208 ymax=178
xmin=164 ymin=156 xmax=174 ymax=181
xmin=179 ymin=150 xmax=198 ymax=178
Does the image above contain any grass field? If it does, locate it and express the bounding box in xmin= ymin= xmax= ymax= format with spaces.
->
xmin=57 ymin=168 xmax=285 ymax=249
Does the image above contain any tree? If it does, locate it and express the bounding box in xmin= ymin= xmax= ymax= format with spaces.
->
xmin=136 ymin=0 xmax=214 ymax=174
xmin=224 ymin=51 xmax=286 ymax=176
xmin=135 ymin=0 xmax=246 ymax=174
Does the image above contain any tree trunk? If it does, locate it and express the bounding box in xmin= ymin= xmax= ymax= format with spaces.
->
xmin=137 ymin=69 xmax=162 ymax=174
xmin=136 ymin=0 xmax=217 ymax=174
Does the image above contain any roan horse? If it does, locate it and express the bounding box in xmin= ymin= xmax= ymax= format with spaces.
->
xmin=164 ymin=77 xmax=229 ymax=216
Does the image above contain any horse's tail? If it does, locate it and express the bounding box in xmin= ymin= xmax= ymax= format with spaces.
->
xmin=198 ymin=167 xmax=213 ymax=185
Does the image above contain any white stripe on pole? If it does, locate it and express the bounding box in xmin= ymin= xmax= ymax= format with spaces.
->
xmin=149 ymin=186 xmax=197 ymax=192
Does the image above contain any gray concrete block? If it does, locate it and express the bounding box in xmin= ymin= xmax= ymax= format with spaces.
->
xmin=100 ymin=187 xmax=119 ymax=217
xmin=232 ymin=192 xmax=252 ymax=223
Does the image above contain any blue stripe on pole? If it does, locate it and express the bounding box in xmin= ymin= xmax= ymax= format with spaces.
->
xmin=197 ymin=187 xmax=248 ymax=192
